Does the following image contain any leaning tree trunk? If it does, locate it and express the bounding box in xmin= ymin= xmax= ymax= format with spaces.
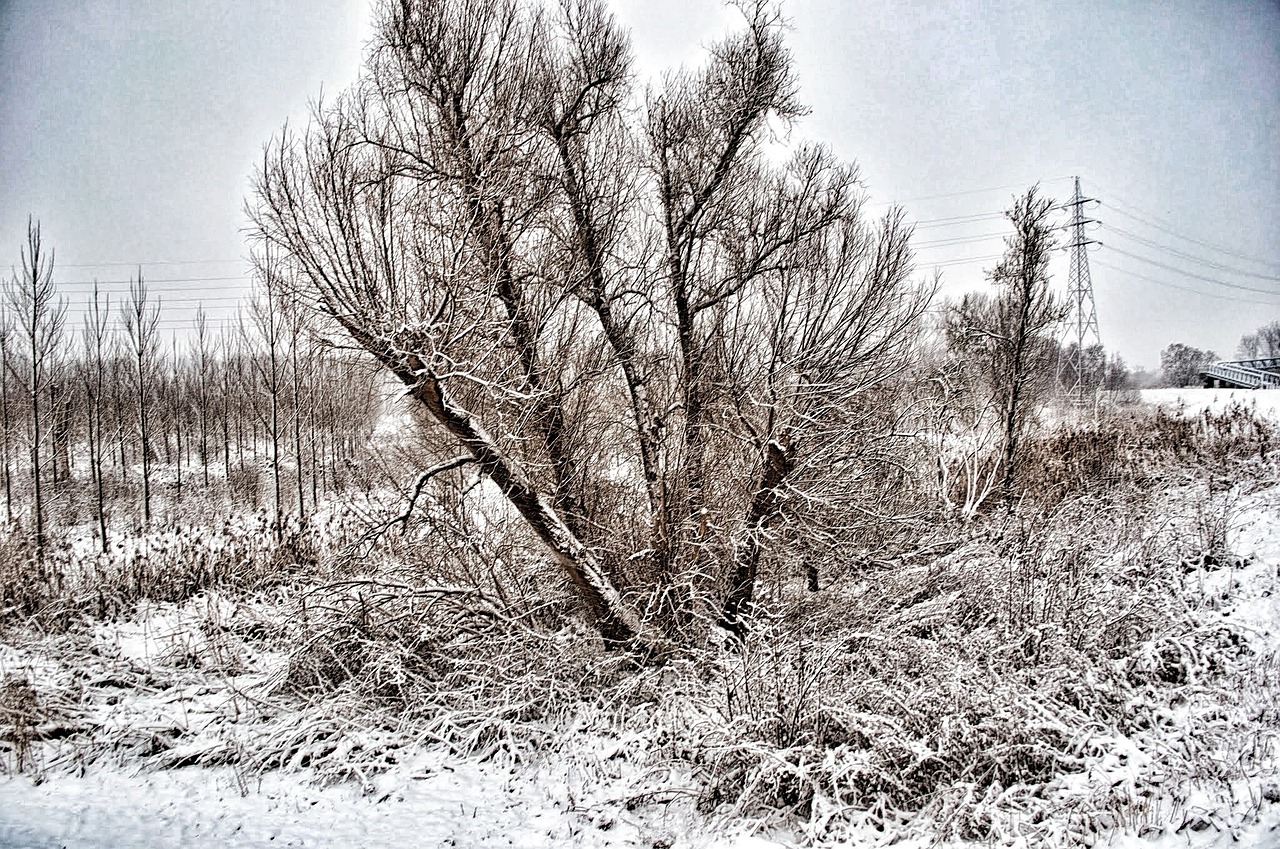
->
xmin=368 ymin=337 xmax=663 ymax=653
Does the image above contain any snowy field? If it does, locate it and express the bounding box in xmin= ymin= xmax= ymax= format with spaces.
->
xmin=6 ymin=742 xmax=1275 ymax=849
xmin=0 ymin=755 xmax=744 ymax=848
xmin=3 ymin=393 xmax=1280 ymax=848
xmin=1138 ymin=387 xmax=1280 ymax=420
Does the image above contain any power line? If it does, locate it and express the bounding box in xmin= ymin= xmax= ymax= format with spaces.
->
xmin=56 ymin=275 xmax=252 ymax=286
xmin=922 ymin=253 xmax=1004 ymax=269
xmin=875 ymin=175 xmax=1076 ymax=206
xmin=912 ymin=212 xmax=1005 ymax=229
xmin=1104 ymin=245 xmax=1279 ymax=296
xmin=1082 ymin=184 xmax=1280 ymax=270
xmin=1107 ymin=202 xmax=1280 ymax=270
xmin=913 ymin=231 xmax=1007 ymax=249
xmin=57 ymin=258 xmax=247 ymax=269
xmin=60 ymin=297 xmax=248 ymax=307
xmin=1093 ymin=259 xmax=1280 ymax=306
xmin=1102 ymin=223 xmax=1280 ymax=282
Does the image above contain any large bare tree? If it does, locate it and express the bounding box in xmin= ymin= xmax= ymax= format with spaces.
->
xmin=252 ymin=0 xmax=930 ymax=649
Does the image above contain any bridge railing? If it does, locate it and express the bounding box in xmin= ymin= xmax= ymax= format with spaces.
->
xmin=1232 ymin=356 xmax=1280 ymax=373
xmin=1199 ymin=362 xmax=1280 ymax=389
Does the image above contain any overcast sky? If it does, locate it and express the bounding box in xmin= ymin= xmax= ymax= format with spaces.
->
xmin=2 ymin=0 xmax=1276 ymax=369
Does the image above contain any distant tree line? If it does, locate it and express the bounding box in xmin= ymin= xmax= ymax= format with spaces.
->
xmin=3 ymin=218 xmax=383 ymax=558
xmin=1159 ymin=343 xmax=1218 ymax=388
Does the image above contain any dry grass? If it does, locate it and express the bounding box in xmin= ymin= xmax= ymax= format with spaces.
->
xmin=1 ymin=403 xmax=1278 ymax=846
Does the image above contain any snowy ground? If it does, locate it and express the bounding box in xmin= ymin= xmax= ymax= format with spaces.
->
xmin=0 ymin=756 xmax=737 ymax=849
xmin=5 ymin=756 xmax=1274 ymax=849
xmin=0 ymin=685 xmax=751 ymax=848
xmin=1138 ymin=387 xmax=1280 ymax=420
xmin=4 ymin=480 xmax=1278 ymax=848
xmin=3 ymin=396 xmax=1280 ymax=847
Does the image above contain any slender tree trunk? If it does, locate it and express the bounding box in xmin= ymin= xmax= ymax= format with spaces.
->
xmin=222 ymin=388 xmax=231 ymax=481
xmin=174 ymin=388 xmax=183 ymax=504
xmin=85 ymin=393 xmax=108 ymax=553
xmin=270 ymin=364 xmax=281 ymax=537
xmin=290 ymin=333 xmax=304 ymax=520
xmin=48 ymin=386 xmax=59 ymax=490
xmin=235 ymin=394 xmax=244 ymax=472
xmin=198 ymin=329 xmax=210 ymax=489
xmin=1 ymin=336 xmax=12 ymax=524
xmin=29 ymin=314 xmax=46 ymax=559
xmin=94 ymin=404 xmax=107 ymax=552
xmin=138 ymin=370 xmax=151 ymax=526
xmin=117 ymin=391 xmax=128 ymax=482
xmin=125 ymin=273 xmax=160 ymax=528
xmin=308 ymin=385 xmax=319 ymax=508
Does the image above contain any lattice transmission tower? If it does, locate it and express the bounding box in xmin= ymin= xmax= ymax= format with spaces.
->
xmin=1060 ymin=176 xmax=1102 ymax=403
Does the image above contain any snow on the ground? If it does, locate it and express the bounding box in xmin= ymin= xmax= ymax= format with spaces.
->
xmin=0 ymin=753 xmax=726 ymax=849
xmin=1099 ymin=481 xmax=1280 ymax=848
xmin=1139 ymin=387 xmax=1280 ymax=420
xmin=0 ymin=591 xmax=739 ymax=847
xmin=0 ymin=712 xmax=764 ymax=848
xmin=3 ymin=484 xmax=1280 ymax=847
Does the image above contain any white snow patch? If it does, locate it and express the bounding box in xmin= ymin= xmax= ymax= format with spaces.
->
xmin=1139 ymin=387 xmax=1280 ymax=420
xmin=0 ymin=749 xmax=723 ymax=848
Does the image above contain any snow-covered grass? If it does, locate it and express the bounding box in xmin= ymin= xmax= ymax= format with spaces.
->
xmin=2 ymin=402 xmax=1280 ymax=847
xmin=0 ymin=501 xmax=371 ymax=629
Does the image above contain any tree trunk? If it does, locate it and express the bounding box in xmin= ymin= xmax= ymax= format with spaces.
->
xmin=721 ymin=436 xmax=795 ymax=635
xmin=383 ymin=343 xmax=662 ymax=653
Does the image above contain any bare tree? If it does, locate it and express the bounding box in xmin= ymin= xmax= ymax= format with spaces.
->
xmin=48 ymin=369 xmax=74 ymax=488
xmin=82 ymin=283 xmax=112 ymax=551
xmin=122 ymin=272 xmax=161 ymax=527
xmin=245 ymin=257 xmax=288 ymax=538
xmin=217 ymin=327 xmax=235 ymax=482
xmin=252 ymin=0 xmax=931 ymax=649
xmin=947 ymin=187 xmax=1065 ymax=501
xmin=1237 ymin=320 xmax=1280 ymax=360
xmin=0 ymin=307 xmax=13 ymax=524
xmin=1160 ymin=342 xmax=1217 ymax=388
xmin=168 ymin=333 xmax=184 ymax=502
xmin=193 ymin=305 xmax=213 ymax=489
xmin=4 ymin=217 xmax=67 ymax=560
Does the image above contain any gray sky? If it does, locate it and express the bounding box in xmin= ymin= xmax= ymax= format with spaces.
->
xmin=2 ymin=0 xmax=1277 ymax=369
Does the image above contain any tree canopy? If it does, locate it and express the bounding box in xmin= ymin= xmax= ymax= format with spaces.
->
xmin=251 ymin=0 xmax=932 ymax=649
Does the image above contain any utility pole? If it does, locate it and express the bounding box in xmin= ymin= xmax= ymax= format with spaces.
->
xmin=1060 ymin=176 xmax=1102 ymax=404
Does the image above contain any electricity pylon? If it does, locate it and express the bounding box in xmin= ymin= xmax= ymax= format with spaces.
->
xmin=1060 ymin=176 xmax=1102 ymax=404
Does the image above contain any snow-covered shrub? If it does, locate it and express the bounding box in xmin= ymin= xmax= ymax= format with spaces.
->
xmin=0 ymin=533 xmax=48 ymax=622
xmin=683 ymin=478 xmax=1278 ymax=844
xmin=0 ymin=674 xmax=42 ymax=775
xmin=1018 ymin=426 xmax=1126 ymax=507
xmin=1017 ymin=401 xmax=1277 ymax=514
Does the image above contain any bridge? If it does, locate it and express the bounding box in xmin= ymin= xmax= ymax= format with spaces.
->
xmin=1199 ymin=356 xmax=1280 ymax=389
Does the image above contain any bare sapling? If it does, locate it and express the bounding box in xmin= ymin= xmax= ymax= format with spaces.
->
xmin=4 ymin=218 xmax=67 ymax=561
